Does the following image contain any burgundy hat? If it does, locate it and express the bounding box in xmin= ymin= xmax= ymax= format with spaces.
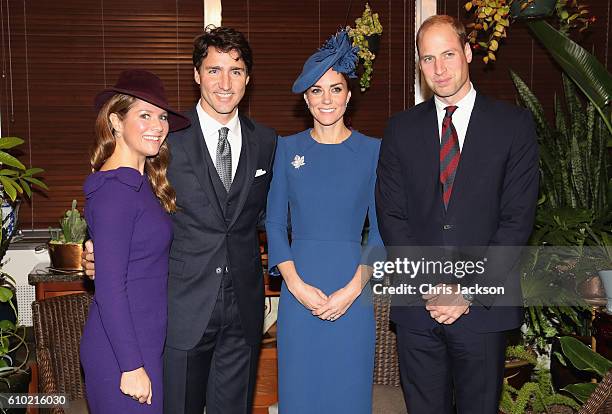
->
xmin=94 ymin=69 xmax=190 ymax=132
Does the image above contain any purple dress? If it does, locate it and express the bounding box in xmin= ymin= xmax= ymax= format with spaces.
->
xmin=80 ymin=167 xmax=172 ymax=413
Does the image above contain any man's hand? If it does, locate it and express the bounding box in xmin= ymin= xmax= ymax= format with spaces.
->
xmin=423 ymin=284 xmax=470 ymax=325
xmin=81 ymin=240 xmax=95 ymax=279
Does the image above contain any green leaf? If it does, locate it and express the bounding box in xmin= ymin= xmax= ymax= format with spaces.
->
xmin=18 ymin=178 xmax=31 ymax=198
xmin=24 ymin=167 xmax=44 ymax=176
xmin=527 ymin=20 xmax=611 ymax=108
xmin=0 ymin=287 xmax=12 ymax=303
xmin=0 ymin=137 xmax=24 ymax=150
xmin=0 ymin=320 xmax=15 ymax=331
xmin=0 ymin=151 xmax=25 ymax=170
xmin=22 ymin=176 xmax=48 ymax=190
xmin=562 ymin=382 xmax=597 ymax=403
xmin=560 ymin=336 xmax=612 ymax=376
xmin=527 ymin=20 xmax=612 ymax=143
xmin=0 ymin=177 xmax=17 ymax=201
xmin=0 ymin=169 xmax=18 ymax=176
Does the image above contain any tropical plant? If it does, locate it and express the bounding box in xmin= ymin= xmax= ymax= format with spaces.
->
xmin=499 ymin=363 xmax=581 ymax=413
xmin=49 ymin=200 xmax=87 ymax=245
xmin=511 ymin=70 xmax=610 ymax=353
xmin=506 ymin=344 xmax=538 ymax=365
xmin=511 ymin=71 xmax=610 ymax=244
xmin=520 ymin=245 xmax=589 ymax=352
xmin=527 ymin=19 xmax=612 ymax=145
xmin=558 ymin=335 xmax=612 ymax=403
xmin=347 ymin=2 xmax=383 ymax=91
xmin=0 ymin=135 xmax=47 ymax=377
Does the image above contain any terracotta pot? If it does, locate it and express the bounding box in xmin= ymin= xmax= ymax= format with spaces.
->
xmin=578 ymin=275 xmax=606 ymax=299
xmin=47 ymin=243 xmax=83 ymax=270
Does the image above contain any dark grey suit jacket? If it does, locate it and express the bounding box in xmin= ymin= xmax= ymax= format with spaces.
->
xmin=166 ymin=109 xmax=276 ymax=349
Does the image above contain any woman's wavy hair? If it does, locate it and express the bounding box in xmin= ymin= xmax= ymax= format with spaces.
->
xmin=90 ymin=93 xmax=177 ymax=213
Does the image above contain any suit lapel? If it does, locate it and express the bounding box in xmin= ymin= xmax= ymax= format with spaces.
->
xmin=446 ymin=93 xmax=487 ymax=214
xmin=228 ymin=115 xmax=258 ymax=229
xmin=422 ymin=98 xmax=442 ymax=206
xmin=179 ymin=109 xmax=225 ymax=223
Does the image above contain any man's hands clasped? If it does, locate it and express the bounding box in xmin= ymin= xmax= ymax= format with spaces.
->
xmin=423 ymin=283 xmax=471 ymax=325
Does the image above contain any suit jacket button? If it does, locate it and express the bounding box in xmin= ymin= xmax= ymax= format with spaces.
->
xmin=443 ymin=224 xmax=454 ymax=230
xmin=215 ymin=267 xmax=222 ymax=274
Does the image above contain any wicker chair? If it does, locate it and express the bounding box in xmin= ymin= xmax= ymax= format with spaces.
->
xmin=372 ymin=294 xmax=407 ymax=414
xmin=578 ymin=369 xmax=612 ymax=414
xmin=373 ymin=294 xmax=400 ymax=386
xmin=32 ymin=293 xmax=92 ymax=414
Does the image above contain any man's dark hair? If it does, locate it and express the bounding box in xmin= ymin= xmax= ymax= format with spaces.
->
xmin=193 ymin=25 xmax=253 ymax=74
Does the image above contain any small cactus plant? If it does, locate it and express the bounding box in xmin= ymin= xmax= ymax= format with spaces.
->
xmin=50 ymin=200 xmax=87 ymax=244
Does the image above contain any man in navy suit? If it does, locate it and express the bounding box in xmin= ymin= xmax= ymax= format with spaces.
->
xmin=375 ymin=15 xmax=539 ymax=414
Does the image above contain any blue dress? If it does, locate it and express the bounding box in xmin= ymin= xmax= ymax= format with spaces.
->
xmin=266 ymin=129 xmax=383 ymax=413
xmin=80 ymin=167 xmax=172 ymax=413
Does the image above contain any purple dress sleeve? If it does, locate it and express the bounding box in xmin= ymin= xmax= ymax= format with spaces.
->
xmin=85 ymin=170 xmax=145 ymax=372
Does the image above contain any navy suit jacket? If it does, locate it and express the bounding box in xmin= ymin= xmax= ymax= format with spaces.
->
xmin=165 ymin=109 xmax=276 ymax=348
xmin=375 ymin=92 xmax=539 ymax=333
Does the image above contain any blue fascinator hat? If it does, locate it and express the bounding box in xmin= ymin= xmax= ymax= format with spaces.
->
xmin=292 ymin=30 xmax=359 ymax=94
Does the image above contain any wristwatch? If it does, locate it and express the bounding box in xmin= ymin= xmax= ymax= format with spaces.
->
xmin=462 ymin=292 xmax=474 ymax=304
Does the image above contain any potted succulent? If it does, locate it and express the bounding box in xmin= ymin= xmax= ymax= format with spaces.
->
xmin=48 ymin=200 xmax=87 ymax=271
xmin=347 ymin=2 xmax=383 ymax=92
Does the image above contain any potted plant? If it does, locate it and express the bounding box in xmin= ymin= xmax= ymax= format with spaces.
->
xmin=347 ymin=2 xmax=383 ymax=92
xmin=558 ymin=335 xmax=612 ymax=403
xmin=499 ymin=365 xmax=581 ymax=413
xmin=48 ymin=200 xmax=87 ymax=271
xmin=465 ymin=0 xmax=593 ymax=63
xmin=0 ymin=136 xmax=47 ymax=400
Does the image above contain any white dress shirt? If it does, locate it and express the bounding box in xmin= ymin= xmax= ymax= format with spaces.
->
xmin=195 ymin=100 xmax=242 ymax=180
xmin=434 ymin=83 xmax=477 ymax=152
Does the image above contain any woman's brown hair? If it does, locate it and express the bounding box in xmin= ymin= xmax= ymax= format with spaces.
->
xmin=90 ymin=93 xmax=177 ymax=213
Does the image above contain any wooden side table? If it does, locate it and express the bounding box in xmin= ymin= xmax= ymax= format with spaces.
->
xmin=28 ymin=263 xmax=93 ymax=301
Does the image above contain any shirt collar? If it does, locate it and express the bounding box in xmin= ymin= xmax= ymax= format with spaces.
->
xmin=195 ymin=100 xmax=240 ymax=136
xmin=434 ymin=82 xmax=477 ymax=115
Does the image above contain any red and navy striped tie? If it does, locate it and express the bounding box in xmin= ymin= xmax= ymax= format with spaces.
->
xmin=440 ymin=105 xmax=460 ymax=209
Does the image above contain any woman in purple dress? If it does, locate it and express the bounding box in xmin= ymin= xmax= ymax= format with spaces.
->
xmin=80 ymin=70 xmax=189 ymax=413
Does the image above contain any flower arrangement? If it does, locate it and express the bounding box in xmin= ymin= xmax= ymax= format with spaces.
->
xmin=347 ymin=3 xmax=383 ymax=91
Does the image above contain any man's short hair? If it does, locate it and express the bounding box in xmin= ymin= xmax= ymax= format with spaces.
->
xmin=193 ymin=25 xmax=253 ymax=74
xmin=416 ymin=15 xmax=467 ymax=55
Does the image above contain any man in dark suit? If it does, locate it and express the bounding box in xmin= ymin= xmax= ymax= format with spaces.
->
xmin=375 ymin=15 xmax=539 ymax=414
xmin=162 ymin=27 xmax=276 ymax=414
xmin=84 ymin=27 xmax=276 ymax=414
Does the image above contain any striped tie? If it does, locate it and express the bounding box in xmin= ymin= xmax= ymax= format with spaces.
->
xmin=216 ymin=127 xmax=232 ymax=192
xmin=440 ymin=106 xmax=459 ymax=209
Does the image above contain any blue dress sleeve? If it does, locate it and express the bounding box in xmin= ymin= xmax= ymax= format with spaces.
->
xmin=362 ymin=140 xmax=385 ymax=266
xmin=87 ymin=179 xmax=144 ymax=372
xmin=265 ymin=138 xmax=293 ymax=269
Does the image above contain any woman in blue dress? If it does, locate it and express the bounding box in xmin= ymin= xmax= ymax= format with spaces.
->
xmin=266 ymin=31 xmax=383 ymax=413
